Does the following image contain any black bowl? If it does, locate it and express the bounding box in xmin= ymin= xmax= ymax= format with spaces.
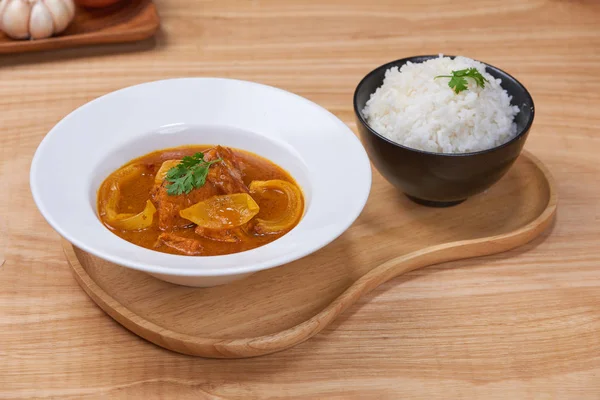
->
xmin=353 ymin=55 xmax=535 ymax=207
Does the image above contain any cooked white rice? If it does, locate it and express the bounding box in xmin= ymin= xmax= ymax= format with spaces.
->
xmin=362 ymin=55 xmax=520 ymax=153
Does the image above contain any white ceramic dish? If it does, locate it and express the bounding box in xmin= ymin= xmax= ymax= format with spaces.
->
xmin=30 ymin=78 xmax=372 ymax=287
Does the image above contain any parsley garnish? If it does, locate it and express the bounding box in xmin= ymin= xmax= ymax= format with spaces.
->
xmin=434 ymin=68 xmax=489 ymax=94
xmin=165 ymin=152 xmax=221 ymax=196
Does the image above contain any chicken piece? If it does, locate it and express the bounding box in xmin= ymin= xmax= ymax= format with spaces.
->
xmin=195 ymin=226 xmax=243 ymax=243
xmin=150 ymin=146 xmax=250 ymax=231
xmin=204 ymin=146 xmax=249 ymax=194
xmin=156 ymin=232 xmax=204 ymax=256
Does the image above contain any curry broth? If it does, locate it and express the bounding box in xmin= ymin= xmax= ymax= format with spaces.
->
xmin=97 ymin=145 xmax=303 ymax=256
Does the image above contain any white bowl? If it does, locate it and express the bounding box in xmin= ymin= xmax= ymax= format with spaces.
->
xmin=30 ymin=78 xmax=372 ymax=287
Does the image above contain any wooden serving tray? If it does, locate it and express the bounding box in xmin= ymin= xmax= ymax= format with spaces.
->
xmin=0 ymin=0 xmax=159 ymax=54
xmin=64 ymin=151 xmax=557 ymax=358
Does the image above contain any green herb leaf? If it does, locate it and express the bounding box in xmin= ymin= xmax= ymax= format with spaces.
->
xmin=165 ymin=152 xmax=221 ymax=196
xmin=434 ymin=68 xmax=489 ymax=94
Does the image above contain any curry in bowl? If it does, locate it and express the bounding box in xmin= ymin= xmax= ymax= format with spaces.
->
xmin=97 ymin=145 xmax=304 ymax=256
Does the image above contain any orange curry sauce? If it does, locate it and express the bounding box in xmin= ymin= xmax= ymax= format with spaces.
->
xmin=97 ymin=145 xmax=303 ymax=256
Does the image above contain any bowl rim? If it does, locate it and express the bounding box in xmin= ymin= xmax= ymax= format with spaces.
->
xmin=352 ymin=54 xmax=535 ymax=157
xmin=30 ymin=77 xmax=373 ymax=277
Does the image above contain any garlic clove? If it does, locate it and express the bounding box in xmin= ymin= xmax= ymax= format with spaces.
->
xmin=1 ymin=0 xmax=31 ymax=39
xmin=29 ymin=0 xmax=54 ymax=39
xmin=0 ymin=0 xmax=10 ymax=32
xmin=62 ymin=0 xmax=75 ymax=21
xmin=42 ymin=0 xmax=71 ymax=33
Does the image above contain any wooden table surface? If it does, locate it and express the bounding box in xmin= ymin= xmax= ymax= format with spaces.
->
xmin=2 ymin=0 xmax=600 ymax=398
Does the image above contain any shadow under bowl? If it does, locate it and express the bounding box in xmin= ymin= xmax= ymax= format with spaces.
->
xmin=353 ymin=55 xmax=535 ymax=207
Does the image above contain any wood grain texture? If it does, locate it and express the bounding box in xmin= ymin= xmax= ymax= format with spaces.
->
xmin=0 ymin=0 xmax=159 ymax=54
xmin=63 ymin=152 xmax=557 ymax=359
xmin=1 ymin=0 xmax=600 ymax=397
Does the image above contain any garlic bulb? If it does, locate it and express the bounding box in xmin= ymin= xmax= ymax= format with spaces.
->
xmin=0 ymin=0 xmax=75 ymax=40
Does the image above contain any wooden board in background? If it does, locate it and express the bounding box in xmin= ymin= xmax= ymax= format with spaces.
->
xmin=0 ymin=0 xmax=159 ymax=54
